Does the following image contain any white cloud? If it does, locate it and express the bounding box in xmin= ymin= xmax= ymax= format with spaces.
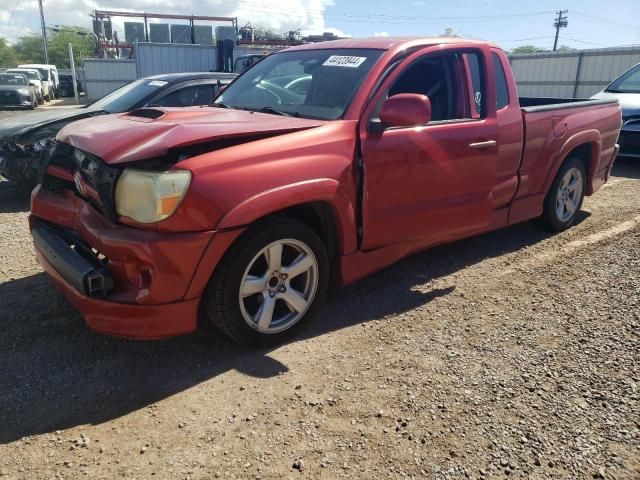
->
xmin=374 ymin=31 xmax=389 ymax=37
xmin=0 ymin=0 xmax=347 ymax=41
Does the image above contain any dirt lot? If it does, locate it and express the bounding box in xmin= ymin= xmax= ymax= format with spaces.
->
xmin=0 ymin=108 xmax=638 ymax=480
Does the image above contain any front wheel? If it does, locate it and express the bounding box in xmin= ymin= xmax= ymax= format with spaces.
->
xmin=202 ymin=219 xmax=329 ymax=346
xmin=540 ymin=157 xmax=586 ymax=231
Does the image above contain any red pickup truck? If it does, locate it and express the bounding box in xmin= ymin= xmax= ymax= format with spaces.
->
xmin=30 ymin=37 xmax=621 ymax=345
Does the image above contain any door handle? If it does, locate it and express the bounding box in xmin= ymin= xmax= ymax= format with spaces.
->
xmin=469 ymin=140 xmax=497 ymax=149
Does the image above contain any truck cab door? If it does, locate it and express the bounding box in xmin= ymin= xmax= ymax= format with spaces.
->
xmin=359 ymin=47 xmax=504 ymax=251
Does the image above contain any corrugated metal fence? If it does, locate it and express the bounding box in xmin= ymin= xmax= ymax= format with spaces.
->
xmin=83 ymin=59 xmax=137 ymax=101
xmin=83 ymin=44 xmax=272 ymax=101
xmin=509 ymin=47 xmax=640 ymax=98
xmin=136 ymin=43 xmax=217 ymax=77
xmin=83 ymin=44 xmax=640 ymax=101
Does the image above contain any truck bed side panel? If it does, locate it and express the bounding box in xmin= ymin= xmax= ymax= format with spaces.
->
xmin=514 ymin=102 xmax=621 ymax=206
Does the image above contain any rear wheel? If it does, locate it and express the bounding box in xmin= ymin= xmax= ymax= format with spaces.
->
xmin=540 ymin=157 xmax=586 ymax=231
xmin=202 ymin=219 xmax=329 ymax=346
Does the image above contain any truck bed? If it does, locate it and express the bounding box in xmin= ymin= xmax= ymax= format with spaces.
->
xmin=519 ymin=97 xmax=618 ymax=113
xmin=512 ymin=98 xmax=622 ymax=216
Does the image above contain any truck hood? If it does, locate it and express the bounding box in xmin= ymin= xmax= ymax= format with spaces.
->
xmin=58 ymin=107 xmax=328 ymax=165
xmin=0 ymin=106 xmax=95 ymax=142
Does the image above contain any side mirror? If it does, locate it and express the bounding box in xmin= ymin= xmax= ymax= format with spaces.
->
xmin=378 ymin=93 xmax=432 ymax=129
xmin=218 ymin=84 xmax=228 ymax=94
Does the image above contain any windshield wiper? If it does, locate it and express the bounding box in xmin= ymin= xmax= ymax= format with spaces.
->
xmin=257 ymin=106 xmax=293 ymax=117
xmin=210 ymin=101 xmax=233 ymax=108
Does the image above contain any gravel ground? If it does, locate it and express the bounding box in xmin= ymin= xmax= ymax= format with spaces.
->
xmin=0 ymin=108 xmax=638 ymax=479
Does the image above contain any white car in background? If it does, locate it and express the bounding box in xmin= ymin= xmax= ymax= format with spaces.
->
xmin=18 ymin=64 xmax=58 ymax=101
xmin=5 ymin=68 xmax=44 ymax=105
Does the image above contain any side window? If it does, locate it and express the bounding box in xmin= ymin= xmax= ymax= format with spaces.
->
xmin=492 ymin=52 xmax=510 ymax=110
xmin=386 ymin=51 xmax=485 ymax=122
xmin=154 ymin=85 xmax=199 ymax=107
xmin=465 ymin=53 xmax=484 ymax=117
xmin=193 ymin=84 xmax=216 ymax=105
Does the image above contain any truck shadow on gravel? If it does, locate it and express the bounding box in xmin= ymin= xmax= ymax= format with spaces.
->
xmin=611 ymin=157 xmax=640 ymax=179
xmin=0 ymin=181 xmax=30 ymax=213
xmin=0 ymin=214 xmax=589 ymax=443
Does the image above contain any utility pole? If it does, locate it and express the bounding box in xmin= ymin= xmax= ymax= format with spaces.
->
xmin=38 ymin=0 xmax=49 ymax=64
xmin=68 ymin=43 xmax=79 ymax=104
xmin=553 ymin=10 xmax=568 ymax=52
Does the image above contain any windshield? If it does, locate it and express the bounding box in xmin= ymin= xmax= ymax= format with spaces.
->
xmin=9 ymin=70 xmax=38 ymax=81
xmin=607 ymin=64 xmax=640 ymax=93
xmin=36 ymin=69 xmax=49 ymax=81
xmin=90 ymin=78 xmax=169 ymax=113
xmin=0 ymin=74 xmax=28 ymax=86
xmin=217 ymin=49 xmax=384 ymax=120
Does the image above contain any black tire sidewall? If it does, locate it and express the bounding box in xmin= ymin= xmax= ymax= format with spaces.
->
xmin=205 ymin=219 xmax=329 ymax=347
xmin=543 ymin=157 xmax=587 ymax=231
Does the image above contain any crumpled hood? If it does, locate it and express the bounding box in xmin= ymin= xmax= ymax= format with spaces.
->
xmin=58 ymin=107 xmax=328 ymax=164
xmin=0 ymin=106 xmax=94 ymax=141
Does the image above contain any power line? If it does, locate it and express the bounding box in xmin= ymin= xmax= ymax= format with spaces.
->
xmin=238 ymin=2 xmax=556 ymax=24
xmin=4 ymin=0 xmax=22 ymax=29
xmin=559 ymin=36 xmax=608 ymax=48
xmin=572 ymin=11 xmax=639 ymax=32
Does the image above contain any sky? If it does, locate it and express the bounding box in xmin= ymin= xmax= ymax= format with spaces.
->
xmin=0 ymin=0 xmax=638 ymax=51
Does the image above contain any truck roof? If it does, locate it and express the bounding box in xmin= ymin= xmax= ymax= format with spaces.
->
xmin=287 ymin=36 xmax=499 ymax=52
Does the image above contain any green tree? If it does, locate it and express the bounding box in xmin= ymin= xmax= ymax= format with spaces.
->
xmin=510 ymin=45 xmax=548 ymax=54
xmin=0 ymin=37 xmax=18 ymax=67
xmin=14 ymin=35 xmax=45 ymax=64
xmin=13 ymin=27 xmax=96 ymax=67
xmin=47 ymin=27 xmax=96 ymax=68
xmin=556 ymin=44 xmax=577 ymax=52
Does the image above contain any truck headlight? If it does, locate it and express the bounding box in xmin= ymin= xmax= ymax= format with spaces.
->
xmin=17 ymin=88 xmax=30 ymax=96
xmin=115 ymin=169 xmax=191 ymax=224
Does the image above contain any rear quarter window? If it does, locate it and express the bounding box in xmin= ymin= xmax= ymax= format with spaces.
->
xmin=492 ymin=52 xmax=510 ymax=110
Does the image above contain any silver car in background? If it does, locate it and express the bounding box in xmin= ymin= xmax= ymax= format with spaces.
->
xmin=5 ymin=68 xmax=44 ymax=105
xmin=592 ymin=62 xmax=640 ymax=159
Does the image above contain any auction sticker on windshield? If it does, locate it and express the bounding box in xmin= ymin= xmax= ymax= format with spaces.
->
xmin=323 ymin=56 xmax=367 ymax=68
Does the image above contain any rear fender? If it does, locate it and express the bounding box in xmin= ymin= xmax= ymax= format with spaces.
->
xmin=542 ymin=129 xmax=601 ymax=195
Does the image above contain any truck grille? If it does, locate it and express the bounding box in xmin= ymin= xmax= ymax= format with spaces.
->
xmin=0 ymin=91 xmax=20 ymax=104
xmin=42 ymin=142 xmax=120 ymax=222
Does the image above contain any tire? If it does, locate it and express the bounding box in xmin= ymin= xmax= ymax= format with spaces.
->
xmin=44 ymin=95 xmax=50 ymax=102
xmin=540 ymin=157 xmax=587 ymax=231
xmin=202 ymin=218 xmax=329 ymax=347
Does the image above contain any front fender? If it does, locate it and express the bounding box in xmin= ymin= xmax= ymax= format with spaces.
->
xmin=183 ymin=179 xmax=358 ymax=301
xmin=218 ymin=178 xmax=357 ymax=254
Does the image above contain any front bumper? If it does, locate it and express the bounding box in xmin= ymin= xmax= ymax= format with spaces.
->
xmin=618 ymin=128 xmax=640 ymax=159
xmin=0 ymin=98 xmax=33 ymax=107
xmin=30 ymin=185 xmax=216 ymax=339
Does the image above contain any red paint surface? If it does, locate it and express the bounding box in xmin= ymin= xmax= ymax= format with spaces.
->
xmin=30 ymin=38 xmax=622 ymax=338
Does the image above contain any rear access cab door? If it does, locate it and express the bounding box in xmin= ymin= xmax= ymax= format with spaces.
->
xmin=359 ymin=44 xmax=523 ymax=251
